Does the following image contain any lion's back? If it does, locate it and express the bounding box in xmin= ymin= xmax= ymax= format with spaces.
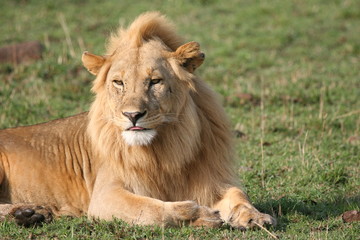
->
xmin=0 ymin=113 xmax=87 ymax=161
xmin=0 ymin=112 xmax=93 ymax=215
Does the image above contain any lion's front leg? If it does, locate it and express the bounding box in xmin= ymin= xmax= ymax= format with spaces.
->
xmin=213 ymin=187 xmax=276 ymax=230
xmin=88 ymin=181 xmax=222 ymax=227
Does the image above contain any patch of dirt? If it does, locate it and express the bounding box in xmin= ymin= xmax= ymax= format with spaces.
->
xmin=0 ymin=41 xmax=44 ymax=64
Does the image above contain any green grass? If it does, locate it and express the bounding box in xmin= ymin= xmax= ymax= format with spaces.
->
xmin=1 ymin=0 xmax=359 ymax=239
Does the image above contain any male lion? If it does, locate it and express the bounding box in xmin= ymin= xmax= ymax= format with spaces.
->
xmin=0 ymin=12 xmax=275 ymax=229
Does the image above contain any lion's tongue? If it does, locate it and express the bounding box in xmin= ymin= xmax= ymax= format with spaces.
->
xmin=129 ymin=126 xmax=145 ymax=131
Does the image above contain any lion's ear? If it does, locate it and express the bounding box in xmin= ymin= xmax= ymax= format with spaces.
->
xmin=174 ymin=42 xmax=205 ymax=73
xmin=82 ymin=51 xmax=106 ymax=75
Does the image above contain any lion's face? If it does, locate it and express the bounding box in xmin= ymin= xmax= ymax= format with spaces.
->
xmin=106 ymin=41 xmax=186 ymax=145
xmin=83 ymin=40 xmax=204 ymax=146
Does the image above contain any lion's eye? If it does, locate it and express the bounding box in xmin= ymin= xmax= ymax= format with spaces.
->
xmin=150 ymin=78 xmax=162 ymax=86
xmin=113 ymin=80 xmax=124 ymax=88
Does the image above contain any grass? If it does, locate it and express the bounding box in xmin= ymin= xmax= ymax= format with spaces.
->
xmin=0 ymin=0 xmax=359 ymax=239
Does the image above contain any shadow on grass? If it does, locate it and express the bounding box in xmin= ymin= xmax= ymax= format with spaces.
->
xmin=255 ymin=195 xmax=360 ymax=231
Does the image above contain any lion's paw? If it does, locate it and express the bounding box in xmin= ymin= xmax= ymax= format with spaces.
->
xmin=166 ymin=201 xmax=223 ymax=228
xmin=190 ymin=206 xmax=223 ymax=228
xmin=227 ymin=204 xmax=276 ymax=230
xmin=11 ymin=205 xmax=53 ymax=227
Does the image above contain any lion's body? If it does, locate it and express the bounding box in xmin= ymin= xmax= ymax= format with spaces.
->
xmin=0 ymin=12 xmax=275 ymax=228
xmin=0 ymin=113 xmax=92 ymax=216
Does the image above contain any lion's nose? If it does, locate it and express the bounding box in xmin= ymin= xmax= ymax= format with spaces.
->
xmin=122 ymin=111 xmax=147 ymax=125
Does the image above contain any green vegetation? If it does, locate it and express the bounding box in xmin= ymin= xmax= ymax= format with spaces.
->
xmin=0 ymin=0 xmax=359 ymax=239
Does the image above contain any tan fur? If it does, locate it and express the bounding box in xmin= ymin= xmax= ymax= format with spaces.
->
xmin=0 ymin=12 xmax=275 ymax=228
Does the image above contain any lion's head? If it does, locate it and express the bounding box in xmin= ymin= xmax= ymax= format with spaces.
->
xmin=83 ymin=12 xmax=205 ymax=146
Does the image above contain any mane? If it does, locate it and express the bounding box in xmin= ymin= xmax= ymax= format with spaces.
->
xmin=106 ymin=12 xmax=184 ymax=54
xmin=87 ymin=12 xmax=236 ymax=206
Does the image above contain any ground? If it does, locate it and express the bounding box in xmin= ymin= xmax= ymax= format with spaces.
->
xmin=0 ymin=0 xmax=359 ymax=239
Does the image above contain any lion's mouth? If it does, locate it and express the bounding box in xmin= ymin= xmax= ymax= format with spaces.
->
xmin=127 ymin=126 xmax=149 ymax=131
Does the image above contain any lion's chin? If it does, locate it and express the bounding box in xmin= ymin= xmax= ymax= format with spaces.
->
xmin=121 ymin=129 xmax=157 ymax=146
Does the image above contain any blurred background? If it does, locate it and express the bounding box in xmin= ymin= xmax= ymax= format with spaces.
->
xmin=0 ymin=0 xmax=359 ymax=238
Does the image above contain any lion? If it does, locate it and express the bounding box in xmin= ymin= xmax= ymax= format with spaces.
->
xmin=0 ymin=12 xmax=275 ymax=229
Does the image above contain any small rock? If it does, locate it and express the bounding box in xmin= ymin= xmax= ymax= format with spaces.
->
xmin=342 ymin=210 xmax=360 ymax=223
xmin=348 ymin=136 xmax=360 ymax=145
xmin=0 ymin=41 xmax=44 ymax=64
